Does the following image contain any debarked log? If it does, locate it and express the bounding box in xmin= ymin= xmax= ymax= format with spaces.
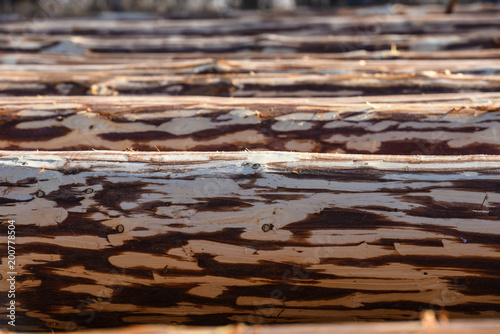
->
xmin=0 ymin=62 xmax=499 ymax=97
xmin=1 ymin=8 xmax=498 ymax=37
xmin=1 ymin=30 xmax=498 ymax=54
xmin=0 ymin=95 xmax=499 ymax=154
xmin=0 ymin=151 xmax=500 ymax=331
xmin=4 ymin=49 xmax=500 ymax=65
xmin=2 ymin=58 xmax=500 ymax=76
xmin=1 ymin=70 xmax=499 ymax=97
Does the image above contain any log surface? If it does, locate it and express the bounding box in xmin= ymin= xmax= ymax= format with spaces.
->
xmin=2 ymin=5 xmax=499 ymax=37
xmin=0 ymin=4 xmax=499 ymax=98
xmin=1 ymin=54 xmax=498 ymax=97
xmin=0 ymin=66 xmax=498 ymax=97
xmin=1 ymin=3 xmax=500 ymax=331
xmin=1 ymin=151 xmax=500 ymax=331
xmin=1 ymin=96 xmax=499 ymax=154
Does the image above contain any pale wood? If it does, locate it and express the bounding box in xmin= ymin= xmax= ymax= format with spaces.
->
xmin=1 ymin=5 xmax=498 ymax=55
xmin=0 ymin=95 xmax=499 ymax=154
xmin=1 ymin=5 xmax=498 ymax=37
xmin=0 ymin=2 xmax=499 ymax=332
xmin=2 ymin=31 xmax=497 ymax=54
xmin=1 ymin=151 xmax=500 ymax=330
xmin=0 ymin=64 xmax=498 ymax=97
xmin=4 ymin=49 xmax=500 ymax=65
xmin=3 ymin=58 xmax=499 ymax=75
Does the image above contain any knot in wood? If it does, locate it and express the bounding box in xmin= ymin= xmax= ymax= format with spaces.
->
xmin=261 ymin=224 xmax=273 ymax=232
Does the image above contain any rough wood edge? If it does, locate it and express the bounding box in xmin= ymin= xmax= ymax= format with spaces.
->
xmin=1 ymin=93 xmax=499 ymax=106
xmin=2 ymin=151 xmax=500 ymax=171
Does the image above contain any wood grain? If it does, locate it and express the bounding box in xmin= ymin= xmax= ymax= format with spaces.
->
xmin=0 ymin=2 xmax=500 ymax=331
xmin=1 ymin=5 xmax=498 ymax=38
xmin=2 ymin=31 xmax=499 ymax=56
xmin=4 ymin=49 xmax=500 ymax=65
xmin=0 ymin=64 xmax=498 ymax=97
xmin=0 ymin=95 xmax=499 ymax=154
xmin=1 ymin=151 xmax=500 ymax=331
xmin=3 ymin=58 xmax=499 ymax=75
xmin=0 ymin=4 xmax=498 ymax=100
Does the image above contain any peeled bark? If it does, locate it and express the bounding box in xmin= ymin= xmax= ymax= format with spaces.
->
xmin=0 ymin=95 xmax=499 ymax=154
xmin=3 ymin=49 xmax=500 ymax=65
xmin=0 ymin=64 xmax=498 ymax=97
xmin=1 ymin=2 xmax=500 ymax=332
xmin=1 ymin=6 xmax=498 ymax=37
xmin=2 ymin=31 xmax=497 ymax=54
xmin=0 ymin=151 xmax=500 ymax=331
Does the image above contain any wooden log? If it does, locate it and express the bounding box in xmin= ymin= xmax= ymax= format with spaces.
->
xmin=4 ymin=49 xmax=500 ymax=65
xmin=1 ymin=58 xmax=499 ymax=75
xmin=1 ymin=151 xmax=500 ymax=331
xmin=0 ymin=3 xmax=499 ymax=332
xmin=1 ymin=4 xmax=498 ymax=55
xmin=0 ymin=4 xmax=498 ymax=59
xmin=0 ymin=69 xmax=498 ymax=97
xmin=1 ymin=7 xmax=498 ymax=37
xmin=0 ymin=95 xmax=499 ymax=154
xmin=2 ymin=30 xmax=497 ymax=54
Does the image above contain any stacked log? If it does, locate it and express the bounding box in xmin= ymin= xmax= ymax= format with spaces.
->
xmin=0 ymin=95 xmax=499 ymax=154
xmin=0 ymin=3 xmax=500 ymax=332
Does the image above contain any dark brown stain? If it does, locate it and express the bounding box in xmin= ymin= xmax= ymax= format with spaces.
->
xmin=92 ymin=181 xmax=149 ymax=214
xmin=2 ymin=8 xmax=500 ymax=329
xmin=0 ymin=121 xmax=71 ymax=142
xmin=283 ymin=209 xmax=399 ymax=240
xmin=404 ymin=195 xmax=492 ymax=219
xmin=16 ymin=212 xmax=117 ymax=239
xmin=191 ymin=197 xmax=254 ymax=212
xmin=45 ymin=184 xmax=86 ymax=209
xmin=323 ymin=255 xmax=500 ymax=277
xmin=99 ymin=131 xmax=179 ymax=142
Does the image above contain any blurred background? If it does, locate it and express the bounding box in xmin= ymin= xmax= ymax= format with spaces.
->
xmin=1 ymin=0 xmax=499 ymax=16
